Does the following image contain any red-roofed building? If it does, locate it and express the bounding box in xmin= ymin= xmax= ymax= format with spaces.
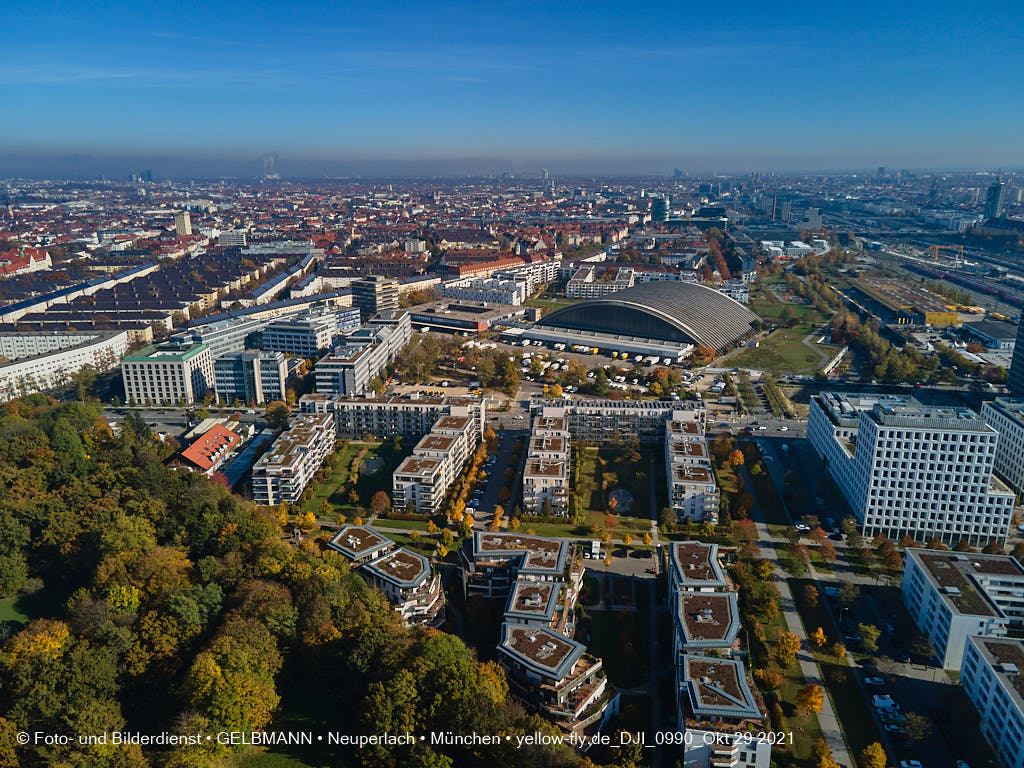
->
xmin=179 ymin=424 xmax=242 ymax=475
xmin=0 ymin=245 xmax=51 ymax=278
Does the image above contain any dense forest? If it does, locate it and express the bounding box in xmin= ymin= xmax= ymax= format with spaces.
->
xmin=0 ymin=396 xmax=601 ymax=768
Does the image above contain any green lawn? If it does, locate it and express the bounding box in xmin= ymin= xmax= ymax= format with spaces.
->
xmin=574 ymin=445 xmax=660 ymax=530
xmin=298 ymin=441 xmax=357 ymax=516
xmin=372 ymin=519 xmax=432 ymax=530
xmin=0 ymin=596 xmax=30 ymax=626
xmin=302 ymin=440 xmax=412 ymax=518
xmin=731 ymin=326 xmax=839 ymax=374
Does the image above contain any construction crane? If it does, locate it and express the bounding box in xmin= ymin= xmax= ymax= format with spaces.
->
xmin=928 ymin=244 xmax=964 ymax=266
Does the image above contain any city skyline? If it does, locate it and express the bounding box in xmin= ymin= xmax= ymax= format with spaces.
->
xmin=2 ymin=0 xmax=1023 ymax=176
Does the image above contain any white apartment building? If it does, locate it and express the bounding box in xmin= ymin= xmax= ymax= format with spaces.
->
xmin=679 ymin=656 xmax=771 ymax=768
xmin=981 ymin=397 xmax=1024 ymax=500
xmin=251 ymin=412 xmax=335 ymax=506
xmin=808 ymin=393 xmax=1015 ymax=546
xmin=328 ymin=525 xmax=445 ymax=627
xmin=961 ymin=636 xmax=1024 ymax=768
xmin=666 ymin=542 xmax=767 ymax=768
xmin=313 ymin=313 xmax=411 ymax=397
xmin=901 ymin=548 xmax=1024 ymax=669
xmin=121 ymin=342 xmax=215 ymax=405
xmin=442 ymin=277 xmax=527 ymax=305
xmin=299 ymin=393 xmax=485 ymax=443
xmin=565 ymin=265 xmax=635 ymax=299
xmin=665 ymin=412 xmax=719 ymax=523
xmin=0 ymin=330 xmax=129 ymax=401
xmin=392 ymin=414 xmax=476 ymax=515
xmin=532 ymin=399 xmax=702 ymax=444
xmin=523 ymin=412 xmax=571 ymax=516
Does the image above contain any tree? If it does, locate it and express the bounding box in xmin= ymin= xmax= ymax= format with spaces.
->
xmin=796 ymin=684 xmax=825 ymax=715
xmin=811 ymin=627 xmax=827 ymax=647
xmin=838 ymin=582 xmax=860 ymax=611
xmin=729 ymin=449 xmax=745 ymax=466
xmin=804 ymin=584 xmax=820 ymax=607
xmin=860 ymin=743 xmax=887 ymax=768
xmin=777 ymin=631 xmax=801 ymax=667
xmin=426 ymin=520 xmax=438 ymax=534
xmin=903 ymin=711 xmax=932 ymax=744
xmin=622 ymin=533 xmax=633 ymax=547
xmin=369 ymin=491 xmax=391 ymax=516
xmin=643 ymin=532 xmax=652 ymax=547
xmin=756 ymin=560 xmax=775 ymax=581
xmin=265 ymin=400 xmax=291 ymax=432
xmin=858 ymin=623 xmax=881 ymax=654
xmin=832 ymin=642 xmax=847 ymax=662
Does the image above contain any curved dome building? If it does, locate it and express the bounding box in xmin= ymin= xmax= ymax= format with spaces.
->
xmin=537 ymin=281 xmax=758 ymax=350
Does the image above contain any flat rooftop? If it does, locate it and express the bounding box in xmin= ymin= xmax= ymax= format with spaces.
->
xmin=394 ymin=456 xmax=441 ymax=478
xmin=529 ymin=435 xmax=567 ymax=454
xmin=364 ymin=548 xmax=429 ymax=586
xmin=670 ymin=541 xmax=728 ymax=588
xmin=667 ymin=419 xmax=703 ymax=436
xmin=533 ymin=415 xmax=568 ymax=432
xmin=416 ymin=434 xmax=456 ymax=452
xmin=978 ymin=637 xmax=1024 ymax=708
xmin=678 ymin=592 xmax=739 ymax=645
xmin=500 ymin=623 xmax=584 ymax=679
xmin=672 ymin=465 xmax=713 ymax=483
xmin=505 ymin=579 xmax=558 ymax=619
xmin=909 ymin=549 xmax=1023 ymax=617
xmin=683 ymin=656 xmax=761 ymax=720
xmin=329 ymin=525 xmax=392 ymax=560
xmin=525 ymin=458 xmax=567 ymax=478
xmin=474 ymin=531 xmax=566 ymax=573
xmin=433 ymin=415 xmax=472 ymax=432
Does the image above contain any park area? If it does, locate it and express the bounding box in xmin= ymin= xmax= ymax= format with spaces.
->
xmin=298 ymin=438 xmax=411 ymax=520
xmin=730 ymin=298 xmax=840 ymax=375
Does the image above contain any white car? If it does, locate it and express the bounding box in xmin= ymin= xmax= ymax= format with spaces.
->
xmin=779 ymin=425 xmax=789 ymax=432
xmin=794 ymin=522 xmax=811 ymax=532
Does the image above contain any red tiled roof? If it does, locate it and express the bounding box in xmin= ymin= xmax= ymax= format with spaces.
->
xmin=180 ymin=424 xmax=242 ymax=472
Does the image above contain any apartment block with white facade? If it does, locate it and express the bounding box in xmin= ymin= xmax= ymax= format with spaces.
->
xmin=250 ymin=412 xmax=335 ymax=506
xmin=981 ymin=397 xmax=1024 ymax=500
xmin=523 ymin=411 xmax=571 ymax=516
xmin=391 ymin=413 xmax=477 ymax=516
xmin=214 ymin=351 xmax=287 ymax=405
xmin=531 ymin=399 xmax=703 ymax=444
xmin=565 ymin=265 xmax=635 ymax=299
xmin=665 ymin=412 xmax=719 ymax=523
xmin=0 ymin=330 xmax=129 ymax=401
xmin=901 ymin=548 xmax=1024 ymax=669
xmin=299 ymin=393 xmax=485 ymax=444
xmin=121 ymin=341 xmax=214 ymax=405
xmin=442 ymin=277 xmax=527 ymax=305
xmin=960 ymin=636 xmax=1024 ymax=768
xmin=808 ymin=392 xmax=1015 ymax=546
xmin=668 ymin=542 xmax=768 ymax=768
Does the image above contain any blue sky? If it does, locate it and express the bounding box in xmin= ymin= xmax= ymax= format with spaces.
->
xmin=1 ymin=0 xmax=1022 ymax=174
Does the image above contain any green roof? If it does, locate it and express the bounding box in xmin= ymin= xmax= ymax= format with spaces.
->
xmin=124 ymin=343 xmax=208 ymax=362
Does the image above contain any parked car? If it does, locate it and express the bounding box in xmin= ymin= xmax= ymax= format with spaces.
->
xmin=794 ymin=522 xmax=811 ymax=532
xmin=865 ymin=676 xmax=885 ymax=685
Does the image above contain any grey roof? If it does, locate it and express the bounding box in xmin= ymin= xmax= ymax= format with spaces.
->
xmin=538 ymin=281 xmax=758 ymax=349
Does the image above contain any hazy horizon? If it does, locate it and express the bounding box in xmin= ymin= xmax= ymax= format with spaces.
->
xmin=2 ymin=0 xmax=1023 ymax=177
